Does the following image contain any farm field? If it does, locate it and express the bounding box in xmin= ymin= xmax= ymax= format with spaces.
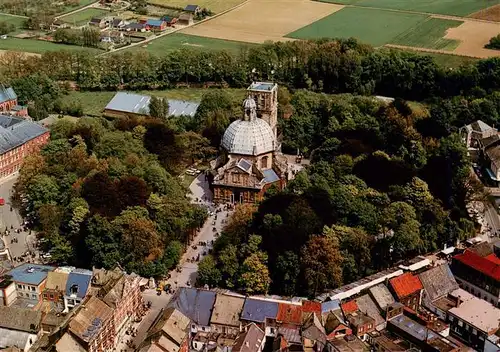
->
xmin=65 ymin=88 xmax=246 ymax=116
xmin=182 ymin=0 xmax=342 ymax=43
xmin=445 ymin=21 xmax=500 ymax=58
xmin=0 ymin=38 xmax=103 ymax=54
xmin=287 ymin=7 xmax=428 ymax=47
xmin=147 ymin=0 xmax=244 ymax=13
xmin=124 ymin=33 xmax=256 ymax=55
xmin=391 ymin=18 xmax=462 ymax=51
xmin=316 ymin=0 xmax=497 ymax=17
xmin=0 ymin=0 xmax=97 ymax=16
xmin=59 ymin=8 xmax=113 ymax=26
xmin=0 ymin=14 xmax=25 ymax=30
xmin=469 ymin=4 xmax=500 ymax=21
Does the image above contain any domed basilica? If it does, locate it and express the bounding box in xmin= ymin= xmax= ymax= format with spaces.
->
xmin=211 ymin=82 xmax=288 ymax=204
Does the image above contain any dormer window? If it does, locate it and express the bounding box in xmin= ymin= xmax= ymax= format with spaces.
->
xmin=70 ymin=284 xmax=79 ymax=295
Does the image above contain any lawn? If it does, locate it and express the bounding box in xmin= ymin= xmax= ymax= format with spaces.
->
xmin=0 ymin=14 xmax=26 ymax=34
xmin=0 ymin=38 xmax=103 ymax=54
xmin=316 ymin=0 xmax=497 ymax=16
xmin=65 ymin=88 xmax=246 ymax=116
xmin=59 ymin=8 xmax=113 ymax=26
xmin=390 ymin=18 xmax=462 ymax=51
xmin=147 ymin=0 xmax=244 ymax=13
xmin=0 ymin=0 xmax=97 ymax=16
xmin=287 ymin=7 xmax=429 ymax=47
xmin=124 ymin=33 xmax=256 ymax=55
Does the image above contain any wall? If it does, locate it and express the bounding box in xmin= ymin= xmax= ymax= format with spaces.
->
xmin=455 ymin=278 xmax=499 ymax=307
xmin=449 ymin=314 xmax=487 ymax=352
xmin=0 ymin=281 xmax=17 ymax=306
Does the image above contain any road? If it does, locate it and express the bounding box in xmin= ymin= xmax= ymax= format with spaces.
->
xmin=0 ymin=175 xmax=36 ymax=261
xmin=118 ymin=171 xmax=229 ymax=351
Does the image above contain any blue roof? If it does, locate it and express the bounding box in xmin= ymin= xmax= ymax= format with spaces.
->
xmin=7 ymin=264 xmax=54 ymax=285
xmin=105 ymin=92 xmax=200 ymax=117
xmin=263 ymin=169 xmax=279 ymax=184
xmin=0 ymin=115 xmax=49 ymax=154
xmin=65 ymin=270 xmax=92 ymax=298
xmin=241 ymin=298 xmax=279 ymax=323
xmin=184 ymin=4 xmax=199 ymax=11
xmin=168 ymin=287 xmax=216 ymax=326
xmin=321 ymin=299 xmax=340 ymax=313
xmin=161 ymin=15 xmax=172 ymax=22
xmin=146 ymin=19 xmax=164 ymax=26
xmin=0 ymin=86 xmax=16 ymax=104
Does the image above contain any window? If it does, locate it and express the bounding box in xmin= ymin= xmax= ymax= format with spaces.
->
xmin=192 ymin=324 xmax=196 ymax=329
xmin=31 ymin=286 xmax=36 ymax=292
xmin=472 ymin=329 xmax=477 ymax=335
xmin=31 ymin=294 xmax=37 ymax=299
xmin=232 ymin=173 xmax=240 ymax=183
xmin=261 ymin=156 xmax=268 ymax=169
xmin=202 ymin=327 xmax=206 ymax=331
xmin=458 ymin=321 xmax=463 ymax=327
xmin=17 ymin=284 xmax=22 ymax=290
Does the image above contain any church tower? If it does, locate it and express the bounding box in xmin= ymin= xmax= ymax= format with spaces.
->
xmin=247 ymin=82 xmax=278 ymax=138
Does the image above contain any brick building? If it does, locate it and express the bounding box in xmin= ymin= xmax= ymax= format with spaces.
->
xmin=0 ymin=115 xmax=49 ymax=179
xmin=389 ymin=273 xmax=423 ymax=311
xmin=0 ymin=86 xmax=17 ymax=112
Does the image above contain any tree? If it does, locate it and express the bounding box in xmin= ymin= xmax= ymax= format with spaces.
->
xmin=273 ymin=251 xmax=300 ymax=295
xmin=0 ymin=21 xmax=15 ymax=35
xmin=149 ymin=96 xmax=170 ymax=121
xmin=486 ymin=34 xmax=500 ymax=50
xmin=27 ymin=174 xmax=59 ymax=210
xmin=197 ymin=255 xmax=221 ymax=288
xmin=82 ymin=27 xmax=100 ymax=47
xmin=239 ymin=253 xmax=271 ymax=294
xmin=218 ymin=244 xmax=239 ymax=288
xmin=300 ymin=231 xmax=343 ymax=296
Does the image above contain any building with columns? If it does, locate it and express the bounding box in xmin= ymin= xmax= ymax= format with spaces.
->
xmin=211 ymin=86 xmax=288 ymax=204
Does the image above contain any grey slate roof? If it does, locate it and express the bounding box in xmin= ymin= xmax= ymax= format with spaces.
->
xmin=263 ymin=169 xmax=279 ymax=183
xmin=167 ymin=287 xmax=216 ymax=326
xmin=418 ymin=264 xmax=458 ymax=302
xmin=241 ymin=298 xmax=279 ymax=323
xmin=0 ymin=306 xmax=41 ymax=332
xmin=369 ymin=284 xmax=395 ymax=311
xmin=471 ymin=120 xmax=493 ymax=133
xmin=0 ymin=115 xmax=48 ymax=154
xmin=0 ymin=327 xmax=33 ymax=350
xmin=0 ymin=86 xmax=16 ymax=104
xmin=105 ymin=92 xmax=199 ymax=117
xmin=355 ymin=295 xmax=384 ymax=327
xmin=233 ymin=323 xmax=265 ymax=352
xmin=321 ymin=299 xmax=340 ymax=313
xmin=184 ymin=4 xmax=200 ymax=12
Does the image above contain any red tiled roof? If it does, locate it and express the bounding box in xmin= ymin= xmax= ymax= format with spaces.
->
xmin=302 ymin=301 xmax=321 ymax=313
xmin=454 ymin=250 xmax=500 ymax=281
xmin=276 ymin=303 xmax=302 ymax=325
xmin=340 ymin=300 xmax=358 ymax=315
xmin=389 ymin=273 xmax=423 ymax=299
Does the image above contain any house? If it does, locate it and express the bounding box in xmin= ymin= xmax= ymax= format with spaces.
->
xmin=233 ymin=323 xmax=265 ymax=352
xmin=42 ymin=270 xmax=69 ymax=311
xmin=447 ymin=297 xmax=500 ymax=351
xmin=451 ymin=249 xmax=500 ymax=306
xmin=302 ymin=300 xmax=321 ymax=321
xmin=63 ymin=269 xmax=92 ymax=312
xmin=388 ymin=272 xmax=423 ymax=311
xmin=320 ymin=300 xmax=351 ymax=339
xmin=210 ymin=293 xmax=245 ymax=335
xmin=276 ymin=302 xmax=302 ymax=327
xmin=50 ymin=19 xmax=70 ymax=30
xmin=301 ymin=313 xmax=326 ymax=352
xmin=125 ymin=22 xmax=147 ymax=32
xmin=111 ymin=17 xmax=125 ymax=28
xmin=161 ymin=15 xmax=178 ymax=26
xmin=168 ymin=287 xmax=216 ymax=334
xmin=89 ymin=17 xmax=112 ymax=28
xmin=6 ymin=264 xmax=54 ymax=303
xmin=346 ymin=312 xmax=375 ymax=340
xmin=0 ymin=86 xmax=17 ymax=112
xmin=0 ymin=274 xmax=16 ymax=307
xmin=460 ymin=120 xmax=497 ymax=149
xmin=417 ymin=264 xmax=460 ymax=319
xmin=178 ymin=13 xmax=194 ymax=26
xmin=138 ymin=307 xmax=190 ymax=352
xmin=146 ymin=19 xmax=167 ymax=31
xmin=89 ymin=268 xmax=143 ymax=344
xmin=241 ymin=297 xmax=279 ymax=336
xmin=104 ymin=92 xmax=200 ymax=118
xmin=184 ymin=4 xmax=201 ymax=14
xmin=368 ymin=284 xmax=395 ymax=314
xmin=0 ymin=115 xmax=50 ymax=180
xmin=388 ymin=314 xmax=460 ymax=352
xmin=67 ymin=296 xmax=115 ymax=352
xmin=354 ymin=295 xmax=385 ymax=330
xmin=0 ymin=306 xmax=41 ymax=351
xmin=340 ymin=300 xmax=358 ymax=317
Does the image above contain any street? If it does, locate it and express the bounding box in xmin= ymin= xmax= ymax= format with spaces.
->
xmin=0 ymin=175 xmax=36 ymax=261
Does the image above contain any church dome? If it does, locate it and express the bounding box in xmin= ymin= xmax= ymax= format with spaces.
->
xmin=221 ymin=118 xmax=276 ymax=156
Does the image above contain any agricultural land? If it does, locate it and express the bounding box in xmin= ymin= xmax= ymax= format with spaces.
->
xmin=147 ymin=0 xmax=245 ymax=14
xmin=59 ymin=8 xmax=113 ymax=26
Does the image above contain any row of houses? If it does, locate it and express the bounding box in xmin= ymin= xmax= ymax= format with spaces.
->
xmin=0 ymin=264 xmax=144 ymax=351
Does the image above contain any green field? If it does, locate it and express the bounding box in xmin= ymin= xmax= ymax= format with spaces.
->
xmin=390 ymin=18 xmax=462 ymax=51
xmin=0 ymin=14 xmax=25 ymax=31
xmin=0 ymin=38 xmax=103 ymax=54
xmin=66 ymin=88 xmax=246 ymax=116
xmin=123 ymin=33 xmax=256 ymax=55
xmin=59 ymin=8 xmax=112 ymax=26
xmin=287 ymin=7 xmax=428 ymax=47
xmin=318 ymin=0 xmax=497 ymax=16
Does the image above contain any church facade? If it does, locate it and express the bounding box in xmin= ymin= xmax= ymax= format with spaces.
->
xmin=211 ymin=82 xmax=288 ymax=204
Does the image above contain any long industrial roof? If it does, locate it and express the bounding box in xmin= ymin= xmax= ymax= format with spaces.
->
xmin=104 ymin=92 xmax=199 ymax=117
